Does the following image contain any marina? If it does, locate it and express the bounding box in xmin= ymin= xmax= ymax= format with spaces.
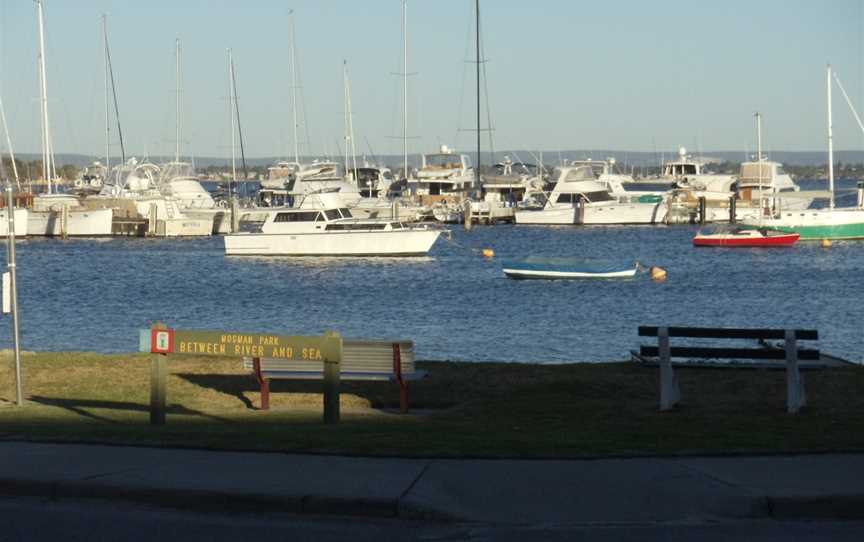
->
xmin=2 ymin=214 xmax=863 ymax=364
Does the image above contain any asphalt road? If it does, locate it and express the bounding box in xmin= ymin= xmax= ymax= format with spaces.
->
xmin=1 ymin=496 xmax=862 ymax=542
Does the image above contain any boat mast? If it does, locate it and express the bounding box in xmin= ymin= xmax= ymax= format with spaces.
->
xmin=475 ymin=0 xmax=481 ymax=190
xmin=175 ymin=38 xmax=182 ymax=163
xmin=342 ymin=60 xmax=357 ymax=184
xmin=36 ymin=0 xmax=54 ymax=192
xmin=402 ymin=0 xmax=408 ymax=180
xmin=827 ymin=64 xmax=835 ymax=210
xmin=228 ymin=49 xmax=236 ymax=200
xmin=102 ymin=15 xmax=125 ymax=165
xmin=102 ymin=15 xmax=110 ymax=172
xmin=756 ymin=111 xmax=764 ymax=221
xmin=289 ymin=10 xmax=300 ymax=164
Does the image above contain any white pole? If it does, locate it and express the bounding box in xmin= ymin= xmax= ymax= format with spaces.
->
xmin=756 ymin=112 xmax=764 ymax=221
xmin=345 ymin=62 xmax=357 ymax=184
xmin=5 ymin=185 xmax=22 ymax=406
xmin=827 ymin=64 xmax=835 ymax=210
xmin=36 ymin=0 xmax=54 ymax=192
xmin=402 ymin=0 xmax=408 ymax=180
xmin=102 ymin=14 xmax=110 ymax=172
xmin=228 ymin=49 xmax=237 ymax=199
xmin=342 ymin=61 xmax=349 ymax=177
xmin=289 ymin=10 xmax=299 ymax=164
xmin=175 ymin=38 xmax=182 ymax=163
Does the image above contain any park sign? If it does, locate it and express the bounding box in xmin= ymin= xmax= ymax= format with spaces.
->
xmin=139 ymin=327 xmax=342 ymax=362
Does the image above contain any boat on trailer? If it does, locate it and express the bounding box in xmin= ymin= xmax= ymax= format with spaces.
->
xmin=503 ymin=259 xmax=638 ymax=280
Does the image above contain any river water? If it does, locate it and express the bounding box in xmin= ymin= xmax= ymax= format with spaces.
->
xmin=1 ymin=207 xmax=862 ymax=363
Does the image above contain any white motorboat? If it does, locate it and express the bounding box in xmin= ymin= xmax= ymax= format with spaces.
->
xmin=91 ymin=159 xmax=212 ymax=237
xmin=515 ymin=165 xmax=667 ymax=225
xmin=159 ymin=162 xmax=230 ymax=234
xmin=410 ymin=145 xmax=475 ymax=199
xmin=225 ymin=190 xmax=443 ymax=256
xmin=472 ymin=157 xmax=546 ymax=223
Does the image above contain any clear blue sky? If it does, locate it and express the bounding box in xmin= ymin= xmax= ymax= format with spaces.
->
xmin=1 ymin=0 xmax=864 ymax=161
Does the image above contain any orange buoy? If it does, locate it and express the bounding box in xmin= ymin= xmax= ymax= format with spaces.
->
xmin=821 ymin=239 xmax=832 ymax=248
xmin=482 ymin=248 xmax=495 ymax=259
xmin=650 ymin=266 xmax=667 ymax=282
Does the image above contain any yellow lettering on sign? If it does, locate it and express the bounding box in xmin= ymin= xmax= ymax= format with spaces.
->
xmin=258 ymin=336 xmax=279 ymax=346
xmin=270 ymin=346 xmax=294 ymax=359
xmin=302 ymin=347 xmax=322 ymax=361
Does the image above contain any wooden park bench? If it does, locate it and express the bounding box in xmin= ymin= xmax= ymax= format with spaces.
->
xmin=242 ymin=339 xmax=425 ymax=413
xmin=635 ymin=326 xmax=818 ymax=413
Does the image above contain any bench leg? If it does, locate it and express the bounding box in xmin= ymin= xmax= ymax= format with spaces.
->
xmin=659 ymin=327 xmax=680 ymax=411
xmin=252 ymin=357 xmax=270 ymax=411
xmin=785 ymin=330 xmax=806 ymax=414
xmin=399 ymin=380 xmax=409 ymax=414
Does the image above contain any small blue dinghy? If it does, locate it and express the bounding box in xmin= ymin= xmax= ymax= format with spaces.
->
xmin=502 ymin=258 xmax=638 ymax=280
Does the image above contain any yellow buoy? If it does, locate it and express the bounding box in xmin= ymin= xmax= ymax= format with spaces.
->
xmin=821 ymin=239 xmax=832 ymax=248
xmin=650 ymin=266 xmax=667 ymax=282
xmin=482 ymin=248 xmax=495 ymax=259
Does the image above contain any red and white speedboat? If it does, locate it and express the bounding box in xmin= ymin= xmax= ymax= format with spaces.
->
xmin=692 ymin=228 xmax=800 ymax=247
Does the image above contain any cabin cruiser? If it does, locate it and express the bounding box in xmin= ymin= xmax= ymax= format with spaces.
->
xmin=72 ymin=161 xmax=107 ymax=194
xmin=470 ymin=156 xmax=546 ymax=223
xmin=27 ymin=192 xmax=113 ymax=237
xmin=158 ymin=161 xmax=231 ymax=234
xmin=225 ymin=190 xmax=442 ymax=256
xmin=515 ymin=165 xmax=667 ymax=225
xmin=87 ymin=158 xmax=212 ymax=236
xmin=735 ymin=159 xmax=812 ymax=215
xmin=660 ymin=147 xmax=738 ymax=223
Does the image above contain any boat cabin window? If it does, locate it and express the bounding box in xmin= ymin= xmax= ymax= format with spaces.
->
xmin=667 ymin=164 xmax=699 ymax=176
xmin=325 ymin=223 xmax=387 ymax=231
xmin=325 ymin=209 xmax=341 ymax=221
xmin=425 ymin=154 xmax=463 ymax=169
xmin=338 ymin=208 xmax=353 ymax=218
xmin=556 ymin=193 xmax=578 ymax=204
xmin=582 ymin=191 xmax=614 ymax=203
xmin=564 ymin=167 xmax=595 ymax=182
xmin=776 ymin=166 xmax=785 ymax=176
xmin=621 ymin=182 xmax=672 ymax=192
xmin=273 ymin=211 xmax=322 ymax=222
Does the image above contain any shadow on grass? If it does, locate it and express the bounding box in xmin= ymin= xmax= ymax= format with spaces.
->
xmin=29 ymin=396 xmax=232 ymax=423
xmin=174 ymin=373 xmax=409 ymax=411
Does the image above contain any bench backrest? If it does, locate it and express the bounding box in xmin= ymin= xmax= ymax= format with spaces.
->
xmin=638 ymin=327 xmax=819 ymax=361
xmin=243 ymin=340 xmax=416 ymax=376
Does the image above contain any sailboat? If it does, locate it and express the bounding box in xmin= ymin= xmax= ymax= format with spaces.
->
xmin=693 ymin=113 xmax=800 ymax=247
xmin=741 ymin=65 xmax=864 ymax=240
xmin=27 ymin=0 xmax=113 ymax=237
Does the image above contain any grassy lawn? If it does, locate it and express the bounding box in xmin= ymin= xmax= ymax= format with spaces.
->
xmin=1 ymin=352 xmax=863 ymax=457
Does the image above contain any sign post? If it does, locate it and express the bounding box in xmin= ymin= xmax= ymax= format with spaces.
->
xmin=5 ymin=184 xmax=23 ymax=407
xmin=140 ymin=326 xmax=343 ymax=424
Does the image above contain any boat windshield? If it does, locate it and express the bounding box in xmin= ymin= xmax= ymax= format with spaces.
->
xmin=338 ymin=208 xmax=353 ymax=218
xmin=563 ymin=166 xmax=596 ymax=182
xmin=273 ymin=211 xmax=322 ymax=222
xmin=425 ymin=154 xmax=463 ymax=169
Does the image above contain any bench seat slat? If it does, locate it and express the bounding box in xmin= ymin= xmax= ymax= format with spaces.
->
xmin=261 ymin=369 xmax=428 ymax=382
xmin=638 ymin=327 xmax=818 ymax=340
xmin=640 ymin=345 xmax=820 ymax=361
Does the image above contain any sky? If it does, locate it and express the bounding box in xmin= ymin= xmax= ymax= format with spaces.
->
xmin=1 ymin=0 xmax=864 ymax=162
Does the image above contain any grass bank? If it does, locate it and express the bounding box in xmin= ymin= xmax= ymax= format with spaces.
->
xmin=1 ymin=352 xmax=863 ymax=458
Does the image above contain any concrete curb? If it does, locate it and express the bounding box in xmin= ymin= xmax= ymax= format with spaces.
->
xmin=2 ymin=476 xmax=863 ymax=523
xmin=0 ymin=477 xmax=464 ymax=521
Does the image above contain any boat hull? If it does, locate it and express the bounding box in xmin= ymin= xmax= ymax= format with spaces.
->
xmin=0 ymin=209 xmax=29 ymax=236
xmin=502 ymin=261 xmax=638 ymax=280
xmin=749 ymin=208 xmax=864 ymax=240
xmin=26 ymin=208 xmax=113 ymax=236
xmin=693 ymin=231 xmax=800 ymax=247
xmin=224 ymin=229 xmax=442 ymax=256
xmin=515 ymin=207 xmax=576 ymax=225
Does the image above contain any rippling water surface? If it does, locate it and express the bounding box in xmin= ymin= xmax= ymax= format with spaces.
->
xmin=1 ymin=217 xmax=862 ymax=363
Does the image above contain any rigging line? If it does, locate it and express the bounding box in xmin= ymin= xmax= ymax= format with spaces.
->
xmin=105 ymin=32 xmax=125 ymax=163
xmin=230 ymin=58 xmax=249 ymax=186
xmin=479 ymin=17 xmax=494 ymax=160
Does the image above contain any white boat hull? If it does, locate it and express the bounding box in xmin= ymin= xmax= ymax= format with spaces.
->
xmin=515 ymin=207 xmax=576 ymax=225
xmin=155 ymin=218 xmax=213 ymax=237
xmin=582 ymin=203 xmax=667 ymax=224
xmin=224 ymin=229 xmax=442 ymax=256
xmin=503 ymin=267 xmax=637 ymax=280
xmin=27 ymin=208 xmax=113 ymax=236
xmin=0 ymin=209 xmax=29 ymax=236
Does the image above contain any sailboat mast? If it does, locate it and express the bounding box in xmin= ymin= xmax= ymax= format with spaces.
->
xmin=175 ymin=38 xmax=182 ymax=163
xmin=102 ymin=15 xmax=110 ymax=171
xmin=756 ymin=111 xmax=764 ymax=220
xmin=827 ymin=64 xmax=835 ymax=210
xmin=343 ymin=61 xmax=349 ymax=176
xmin=36 ymin=0 xmax=53 ymax=192
xmin=228 ymin=49 xmax=236 ymax=199
xmin=475 ymin=0 xmax=481 ymax=189
xmin=289 ymin=10 xmax=299 ymax=164
xmin=402 ymin=0 xmax=408 ymax=180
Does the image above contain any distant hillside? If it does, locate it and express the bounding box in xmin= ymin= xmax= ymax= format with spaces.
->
xmin=14 ymin=150 xmax=864 ymax=169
